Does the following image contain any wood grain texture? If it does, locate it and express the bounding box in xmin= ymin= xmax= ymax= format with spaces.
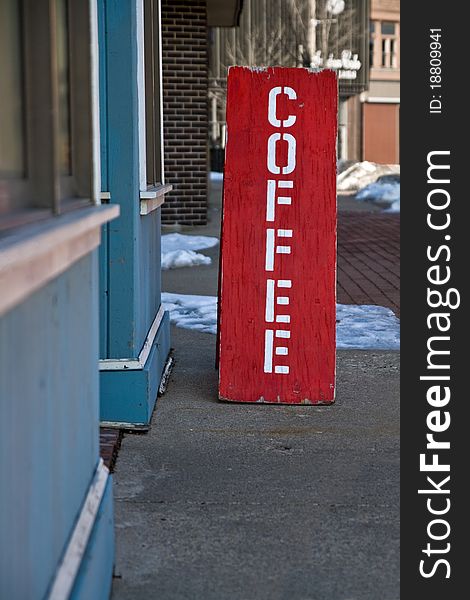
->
xmin=219 ymin=67 xmax=337 ymax=404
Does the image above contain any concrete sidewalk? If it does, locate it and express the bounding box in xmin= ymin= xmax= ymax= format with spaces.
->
xmin=111 ymin=182 xmax=400 ymax=600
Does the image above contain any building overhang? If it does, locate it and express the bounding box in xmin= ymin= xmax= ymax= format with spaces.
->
xmin=207 ymin=0 xmax=243 ymax=27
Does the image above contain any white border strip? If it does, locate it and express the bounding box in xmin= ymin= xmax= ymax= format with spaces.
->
xmin=99 ymin=304 xmax=165 ymax=370
xmin=48 ymin=459 xmax=109 ymax=600
xmin=100 ymin=420 xmax=148 ymax=429
xmin=365 ymin=97 xmax=400 ymax=104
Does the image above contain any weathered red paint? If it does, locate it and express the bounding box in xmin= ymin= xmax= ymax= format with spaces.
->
xmin=218 ymin=66 xmax=337 ymax=404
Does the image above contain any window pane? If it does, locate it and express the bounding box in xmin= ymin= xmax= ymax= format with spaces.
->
xmin=381 ymin=21 xmax=395 ymax=35
xmin=56 ymin=0 xmax=72 ymax=175
xmin=391 ymin=39 xmax=398 ymax=68
xmin=0 ymin=0 xmax=26 ymax=179
xmin=382 ymin=39 xmax=390 ymax=67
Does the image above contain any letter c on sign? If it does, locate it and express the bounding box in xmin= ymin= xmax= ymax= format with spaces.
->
xmin=268 ymin=86 xmax=297 ymax=128
xmin=267 ymin=133 xmax=296 ymax=175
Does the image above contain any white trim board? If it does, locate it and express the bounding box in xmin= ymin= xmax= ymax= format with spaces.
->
xmin=140 ymin=196 xmax=165 ymax=215
xmin=99 ymin=304 xmax=165 ymax=370
xmin=139 ymin=183 xmax=172 ymax=199
xmin=100 ymin=420 xmax=149 ymax=430
xmin=364 ymin=96 xmax=400 ymax=104
xmin=47 ymin=459 xmax=109 ymax=600
xmin=0 ymin=205 xmax=119 ymax=318
xmin=140 ymin=184 xmax=172 ymax=215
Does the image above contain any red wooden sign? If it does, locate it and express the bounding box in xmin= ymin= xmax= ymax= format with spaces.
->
xmin=218 ymin=66 xmax=337 ymax=404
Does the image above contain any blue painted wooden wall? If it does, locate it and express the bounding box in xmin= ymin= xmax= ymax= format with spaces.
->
xmin=98 ymin=0 xmax=170 ymax=425
xmin=0 ymin=252 xmax=114 ymax=599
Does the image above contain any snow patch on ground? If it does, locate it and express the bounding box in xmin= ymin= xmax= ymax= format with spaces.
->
xmin=356 ymin=181 xmax=400 ymax=204
xmin=161 ymin=233 xmax=219 ymax=270
xmin=162 ymin=250 xmax=211 ymax=270
xmin=336 ymin=304 xmax=400 ymax=349
xmin=162 ymin=292 xmax=400 ymax=349
xmin=162 ymin=293 xmax=217 ymax=334
xmin=162 ymin=233 xmax=219 ymax=253
xmin=356 ymin=179 xmax=400 ymax=213
xmin=337 ymin=161 xmax=400 ymax=192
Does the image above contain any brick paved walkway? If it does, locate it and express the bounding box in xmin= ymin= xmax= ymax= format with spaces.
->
xmin=99 ymin=428 xmax=122 ymax=471
xmin=337 ymin=211 xmax=400 ymax=316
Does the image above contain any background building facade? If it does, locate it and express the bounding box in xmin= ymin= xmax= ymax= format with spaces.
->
xmin=209 ymin=0 xmax=371 ymax=166
xmin=361 ymin=0 xmax=400 ymax=163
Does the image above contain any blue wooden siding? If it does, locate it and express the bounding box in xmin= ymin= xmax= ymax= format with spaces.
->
xmin=102 ymin=0 xmax=142 ymax=359
xmin=0 ymin=252 xmax=114 ymax=598
xmin=98 ymin=0 xmax=170 ymax=424
xmin=139 ymin=209 xmax=163 ymax=332
xmin=99 ymin=223 xmax=110 ymax=358
xmin=100 ymin=311 xmax=170 ymax=425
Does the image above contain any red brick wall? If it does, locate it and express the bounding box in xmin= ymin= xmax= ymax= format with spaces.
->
xmin=161 ymin=0 xmax=208 ymax=225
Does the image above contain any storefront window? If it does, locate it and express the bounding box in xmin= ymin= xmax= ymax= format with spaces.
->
xmin=381 ymin=22 xmax=395 ymax=36
xmin=55 ymin=0 xmax=72 ymax=175
xmin=0 ymin=0 xmax=26 ymax=180
xmin=0 ymin=0 xmax=95 ymax=226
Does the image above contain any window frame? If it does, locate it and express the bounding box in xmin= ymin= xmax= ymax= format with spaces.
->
xmin=370 ymin=19 xmax=400 ymax=71
xmin=0 ymin=0 xmax=95 ymax=232
xmin=143 ymin=0 xmax=164 ymax=189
